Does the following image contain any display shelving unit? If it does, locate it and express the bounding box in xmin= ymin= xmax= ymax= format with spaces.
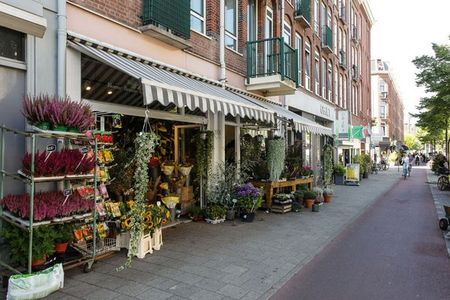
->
xmin=0 ymin=124 xmax=105 ymax=274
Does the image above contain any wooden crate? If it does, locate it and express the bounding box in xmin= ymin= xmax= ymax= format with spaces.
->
xmin=271 ymin=204 xmax=292 ymax=214
xmin=180 ymin=186 xmax=194 ymax=202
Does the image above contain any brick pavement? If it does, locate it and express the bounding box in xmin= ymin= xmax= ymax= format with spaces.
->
xmin=17 ymin=168 xmax=403 ymax=299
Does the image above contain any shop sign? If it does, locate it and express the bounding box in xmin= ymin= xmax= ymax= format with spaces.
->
xmin=351 ymin=126 xmax=364 ymax=140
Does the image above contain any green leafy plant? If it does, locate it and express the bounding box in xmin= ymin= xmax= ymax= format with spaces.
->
xmin=293 ymin=190 xmax=304 ymax=201
xmin=204 ymin=204 xmax=227 ymax=220
xmin=303 ymin=191 xmax=317 ymax=199
xmin=1 ymin=224 xmax=55 ymax=266
xmin=267 ymin=137 xmax=286 ymax=181
xmin=353 ymin=154 xmax=365 ymax=174
xmin=323 ymin=188 xmax=334 ymax=195
xmin=235 ymin=183 xmax=263 ymax=213
xmin=54 ymin=224 xmax=74 ymax=243
xmin=334 ymin=163 xmax=346 ymax=176
xmin=323 ymin=144 xmax=334 ymax=187
xmin=195 ymin=131 xmax=213 ymax=178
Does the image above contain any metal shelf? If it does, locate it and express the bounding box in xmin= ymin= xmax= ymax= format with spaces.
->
xmin=0 ymin=211 xmax=94 ymax=230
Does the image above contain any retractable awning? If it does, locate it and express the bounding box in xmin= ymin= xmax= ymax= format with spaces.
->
xmin=234 ymin=92 xmax=333 ymax=136
xmin=69 ymin=39 xmax=273 ymax=123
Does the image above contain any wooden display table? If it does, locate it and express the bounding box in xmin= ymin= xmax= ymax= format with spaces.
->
xmin=252 ymin=178 xmax=314 ymax=209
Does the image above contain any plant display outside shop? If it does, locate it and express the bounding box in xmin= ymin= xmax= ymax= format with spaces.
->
xmin=267 ymin=137 xmax=286 ymax=181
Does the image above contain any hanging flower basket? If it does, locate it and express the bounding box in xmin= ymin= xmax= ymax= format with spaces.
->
xmin=179 ymin=165 xmax=193 ymax=176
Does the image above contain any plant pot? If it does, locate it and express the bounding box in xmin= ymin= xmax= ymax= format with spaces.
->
xmin=240 ymin=212 xmax=255 ymax=222
xmin=54 ymin=242 xmax=69 ymax=254
xmin=312 ymin=203 xmax=320 ymax=212
xmin=31 ymin=257 xmax=46 ymax=267
xmin=35 ymin=121 xmax=51 ymax=130
xmin=334 ymin=175 xmax=345 ymax=185
xmin=226 ymin=209 xmax=235 ymax=220
xmin=303 ymin=198 xmax=315 ymax=209
xmin=53 ymin=125 xmax=68 ymax=132
xmin=362 ymin=172 xmax=369 ymax=179
xmin=323 ymin=194 xmax=333 ymax=203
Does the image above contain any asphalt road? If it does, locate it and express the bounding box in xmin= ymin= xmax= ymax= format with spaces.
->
xmin=271 ymin=167 xmax=450 ymax=300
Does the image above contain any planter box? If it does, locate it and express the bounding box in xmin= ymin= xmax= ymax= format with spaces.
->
xmin=152 ymin=228 xmax=163 ymax=251
xmin=271 ymin=204 xmax=292 ymax=214
xmin=334 ymin=175 xmax=345 ymax=185
xmin=116 ymin=231 xmax=161 ymax=258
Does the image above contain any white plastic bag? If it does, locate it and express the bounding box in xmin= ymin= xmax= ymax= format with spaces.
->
xmin=7 ymin=263 xmax=64 ymax=300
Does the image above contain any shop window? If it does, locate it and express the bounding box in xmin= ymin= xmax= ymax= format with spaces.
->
xmin=0 ymin=26 xmax=25 ymax=61
xmin=190 ymin=0 xmax=206 ymax=34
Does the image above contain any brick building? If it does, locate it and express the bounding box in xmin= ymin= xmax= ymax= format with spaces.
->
xmin=370 ymin=59 xmax=405 ymax=155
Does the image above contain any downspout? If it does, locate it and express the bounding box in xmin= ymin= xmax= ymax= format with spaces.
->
xmin=219 ymin=0 xmax=226 ymax=85
xmin=57 ymin=0 xmax=67 ymax=97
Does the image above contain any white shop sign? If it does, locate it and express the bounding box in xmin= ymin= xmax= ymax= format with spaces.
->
xmin=286 ymin=90 xmax=336 ymax=121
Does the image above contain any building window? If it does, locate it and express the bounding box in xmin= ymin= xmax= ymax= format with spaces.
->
xmin=327 ymin=62 xmax=332 ymax=100
xmin=305 ymin=41 xmax=311 ymax=90
xmin=339 ymin=73 xmax=343 ymax=107
xmin=225 ymin=0 xmax=238 ymax=51
xmin=283 ymin=21 xmax=292 ymax=46
xmin=314 ymin=51 xmax=320 ymax=95
xmin=265 ymin=7 xmax=273 ymax=39
xmin=333 ymin=18 xmax=338 ymax=54
xmin=381 ymin=124 xmax=386 ymax=136
xmin=0 ymin=26 xmax=25 ymax=61
xmin=296 ymin=34 xmax=303 ymax=86
xmin=314 ymin=0 xmax=320 ymax=34
xmin=380 ymin=105 xmax=386 ymax=118
xmin=334 ymin=66 xmax=338 ymax=103
xmin=190 ymin=0 xmax=205 ymax=34
xmin=343 ymin=75 xmax=347 ymax=109
xmin=321 ymin=57 xmax=326 ymax=97
xmin=247 ymin=0 xmax=257 ymax=41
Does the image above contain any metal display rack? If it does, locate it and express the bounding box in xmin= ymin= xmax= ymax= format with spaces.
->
xmin=0 ymin=124 xmax=103 ymax=274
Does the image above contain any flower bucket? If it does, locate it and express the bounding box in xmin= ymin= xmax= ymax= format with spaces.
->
xmin=35 ymin=122 xmax=51 ymax=130
xmin=179 ymin=166 xmax=193 ymax=176
xmin=53 ymin=125 xmax=68 ymax=132
xmin=323 ymin=195 xmax=333 ymax=203
xmin=32 ymin=257 xmax=46 ymax=267
xmin=312 ymin=203 xmax=320 ymax=212
xmin=240 ymin=212 xmax=255 ymax=223
xmin=226 ymin=209 xmax=235 ymax=220
xmin=161 ymin=165 xmax=175 ymax=176
xmin=54 ymin=242 xmax=69 ymax=254
xmin=303 ymin=198 xmax=314 ymax=209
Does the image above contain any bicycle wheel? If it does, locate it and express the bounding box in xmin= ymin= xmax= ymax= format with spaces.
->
xmin=437 ymin=176 xmax=449 ymax=191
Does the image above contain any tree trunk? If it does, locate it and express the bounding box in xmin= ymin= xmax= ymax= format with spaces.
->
xmin=446 ymin=119 xmax=449 ymax=159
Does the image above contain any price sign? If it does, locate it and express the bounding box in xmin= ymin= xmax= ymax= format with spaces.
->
xmin=46 ymin=144 xmax=56 ymax=152
xmin=63 ymin=189 xmax=72 ymax=196
xmin=81 ymin=146 xmax=89 ymax=154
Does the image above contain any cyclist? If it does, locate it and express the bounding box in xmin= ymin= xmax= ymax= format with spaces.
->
xmin=401 ymin=154 xmax=410 ymax=179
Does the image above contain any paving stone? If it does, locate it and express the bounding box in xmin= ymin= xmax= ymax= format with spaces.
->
xmin=61 ymin=282 xmax=100 ymax=298
xmin=193 ymin=277 xmax=227 ymax=293
xmin=84 ymin=287 xmax=121 ymax=300
xmin=188 ymin=289 xmax=224 ymax=300
xmin=115 ymin=281 xmax=150 ymax=296
xmin=221 ymin=264 xmax=248 ymax=275
xmin=146 ymin=276 xmax=180 ymax=290
xmin=135 ymin=287 xmax=173 ymax=300
xmin=217 ymin=284 xmax=248 ymax=299
xmin=44 ymin=292 xmax=80 ymax=300
xmin=167 ymin=282 xmax=203 ymax=298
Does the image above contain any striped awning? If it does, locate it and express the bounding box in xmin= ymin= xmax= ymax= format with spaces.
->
xmin=234 ymin=93 xmax=333 ymax=136
xmin=69 ymin=40 xmax=273 ymax=123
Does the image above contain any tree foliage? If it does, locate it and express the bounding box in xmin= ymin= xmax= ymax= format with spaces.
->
xmin=412 ymin=39 xmax=450 ymax=155
xmin=404 ymin=134 xmax=422 ymax=151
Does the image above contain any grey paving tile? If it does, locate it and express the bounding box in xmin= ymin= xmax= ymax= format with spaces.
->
xmin=84 ymin=287 xmax=121 ymax=300
xmin=167 ymin=282 xmax=203 ymax=298
xmin=188 ymin=289 xmax=224 ymax=300
xmin=217 ymin=284 xmax=249 ymax=299
xmin=240 ymin=290 xmax=264 ymax=300
xmin=115 ymin=281 xmax=150 ymax=296
xmin=44 ymin=292 xmax=80 ymax=300
xmin=146 ymin=276 xmax=180 ymax=290
xmin=61 ymin=282 xmax=99 ymax=298
xmin=193 ymin=278 xmax=228 ymax=293
xmin=135 ymin=287 xmax=173 ymax=300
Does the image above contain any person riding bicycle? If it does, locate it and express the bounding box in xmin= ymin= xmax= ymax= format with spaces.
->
xmin=380 ymin=155 xmax=388 ymax=170
xmin=401 ymin=154 xmax=410 ymax=178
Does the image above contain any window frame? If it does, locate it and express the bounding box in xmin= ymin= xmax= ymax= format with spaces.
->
xmin=190 ymin=0 xmax=206 ymax=34
xmin=295 ymin=33 xmax=303 ymax=87
xmin=283 ymin=20 xmax=292 ymax=46
xmin=314 ymin=50 xmax=320 ymax=95
xmin=305 ymin=41 xmax=311 ymax=91
xmin=225 ymin=0 xmax=239 ymax=51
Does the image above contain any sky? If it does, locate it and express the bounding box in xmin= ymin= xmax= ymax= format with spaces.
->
xmin=369 ymin=0 xmax=450 ymax=119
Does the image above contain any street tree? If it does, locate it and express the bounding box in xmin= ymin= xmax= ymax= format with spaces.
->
xmin=404 ymin=133 xmax=422 ymax=151
xmin=412 ymin=40 xmax=450 ymax=157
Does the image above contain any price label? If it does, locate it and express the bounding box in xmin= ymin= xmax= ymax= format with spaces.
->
xmin=63 ymin=189 xmax=72 ymax=196
xmin=81 ymin=146 xmax=89 ymax=154
xmin=46 ymin=144 xmax=56 ymax=152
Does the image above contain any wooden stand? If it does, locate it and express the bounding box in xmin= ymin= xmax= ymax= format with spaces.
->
xmin=271 ymin=204 xmax=292 ymax=214
xmin=252 ymin=178 xmax=314 ymax=209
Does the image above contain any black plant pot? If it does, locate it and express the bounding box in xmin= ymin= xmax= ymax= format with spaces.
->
xmin=226 ymin=209 xmax=235 ymax=220
xmin=334 ymin=175 xmax=345 ymax=185
xmin=240 ymin=212 xmax=255 ymax=222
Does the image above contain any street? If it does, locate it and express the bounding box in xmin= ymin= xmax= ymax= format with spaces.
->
xmin=271 ymin=166 xmax=450 ymax=300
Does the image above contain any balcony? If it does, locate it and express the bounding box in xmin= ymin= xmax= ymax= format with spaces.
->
xmin=339 ymin=6 xmax=347 ymax=24
xmin=351 ymin=64 xmax=359 ymax=81
xmin=339 ymin=50 xmax=347 ymax=69
xmin=295 ymin=0 xmax=311 ymax=28
xmin=351 ymin=25 xmax=359 ymax=43
xmin=321 ymin=25 xmax=333 ymax=53
xmin=140 ymin=0 xmax=191 ymax=49
xmin=246 ymin=38 xmax=298 ymax=96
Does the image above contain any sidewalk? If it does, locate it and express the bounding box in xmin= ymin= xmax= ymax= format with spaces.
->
xmin=426 ymin=167 xmax=450 ymax=257
xmin=49 ymin=169 xmax=400 ymax=300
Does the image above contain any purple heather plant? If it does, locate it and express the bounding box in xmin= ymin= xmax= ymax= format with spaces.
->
xmin=235 ymin=183 xmax=261 ymax=198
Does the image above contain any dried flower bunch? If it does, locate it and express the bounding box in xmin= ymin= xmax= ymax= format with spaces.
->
xmin=22 ymin=94 xmax=95 ymax=132
xmin=22 ymin=149 xmax=95 ymax=177
xmin=0 ymin=191 xmax=94 ymax=221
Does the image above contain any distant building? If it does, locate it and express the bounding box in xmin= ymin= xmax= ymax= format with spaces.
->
xmin=370 ymin=59 xmax=405 ymax=154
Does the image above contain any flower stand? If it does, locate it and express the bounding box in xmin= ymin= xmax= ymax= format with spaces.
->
xmin=116 ymin=232 xmax=154 ymax=258
xmin=152 ymin=228 xmax=163 ymax=250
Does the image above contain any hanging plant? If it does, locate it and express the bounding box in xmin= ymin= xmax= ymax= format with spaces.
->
xmin=195 ymin=131 xmax=213 ymax=178
xmin=266 ymin=137 xmax=286 ymax=181
xmin=323 ymin=144 xmax=334 ymax=187
xmin=118 ymin=131 xmax=159 ymax=270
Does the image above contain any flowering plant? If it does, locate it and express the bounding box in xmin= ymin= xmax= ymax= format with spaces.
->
xmin=301 ymin=165 xmax=313 ymax=177
xmin=234 ymin=183 xmax=263 ymax=213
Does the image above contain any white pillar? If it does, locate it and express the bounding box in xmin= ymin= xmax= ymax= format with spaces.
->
xmin=66 ymin=48 xmax=81 ymax=100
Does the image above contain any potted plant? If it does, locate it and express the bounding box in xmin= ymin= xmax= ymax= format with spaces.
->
xmin=293 ymin=190 xmax=304 ymax=202
xmin=235 ymin=183 xmax=263 ymax=222
xmin=204 ymin=204 xmax=227 ymax=224
xmin=266 ymin=137 xmax=286 ymax=181
xmin=226 ymin=198 xmax=238 ymax=220
xmin=334 ymin=164 xmax=346 ymax=185
xmin=54 ymin=224 xmax=74 ymax=254
xmin=303 ymin=191 xmax=317 ymax=209
xmin=323 ymin=188 xmax=334 ymax=203
xmin=189 ymin=204 xmax=204 ymax=222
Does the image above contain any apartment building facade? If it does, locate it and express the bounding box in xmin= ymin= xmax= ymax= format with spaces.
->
xmin=370 ymin=59 xmax=405 ymax=155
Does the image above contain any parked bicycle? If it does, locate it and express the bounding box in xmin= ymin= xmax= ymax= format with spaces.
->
xmin=380 ymin=159 xmax=389 ymax=170
xmin=371 ymin=162 xmax=379 ymax=174
xmin=437 ymin=173 xmax=450 ymax=191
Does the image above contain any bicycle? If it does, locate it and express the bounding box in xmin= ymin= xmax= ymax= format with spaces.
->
xmin=437 ymin=174 xmax=450 ymax=191
xmin=380 ymin=161 xmax=389 ymax=171
xmin=371 ymin=162 xmax=379 ymax=174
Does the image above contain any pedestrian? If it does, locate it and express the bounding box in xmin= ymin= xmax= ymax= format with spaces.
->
xmin=401 ymin=154 xmax=410 ymax=178
xmin=415 ymin=154 xmax=420 ymax=166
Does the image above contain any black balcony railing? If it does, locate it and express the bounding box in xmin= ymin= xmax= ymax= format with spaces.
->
xmin=295 ymin=0 xmax=311 ymax=25
xmin=246 ymin=37 xmax=298 ymax=86
xmin=351 ymin=25 xmax=359 ymax=41
xmin=321 ymin=25 xmax=332 ymax=50
xmin=351 ymin=64 xmax=358 ymax=80
xmin=142 ymin=0 xmax=190 ymax=39
xmin=339 ymin=50 xmax=347 ymax=69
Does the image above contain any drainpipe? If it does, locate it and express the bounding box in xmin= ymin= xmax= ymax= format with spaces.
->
xmin=57 ymin=0 xmax=66 ymax=98
xmin=219 ymin=0 xmax=226 ymax=85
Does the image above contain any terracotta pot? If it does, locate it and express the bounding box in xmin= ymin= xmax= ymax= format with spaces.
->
xmin=304 ymin=198 xmax=315 ymax=209
xmin=54 ymin=242 xmax=69 ymax=254
xmin=32 ymin=257 xmax=46 ymax=267
xmin=323 ymin=195 xmax=333 ymax=203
